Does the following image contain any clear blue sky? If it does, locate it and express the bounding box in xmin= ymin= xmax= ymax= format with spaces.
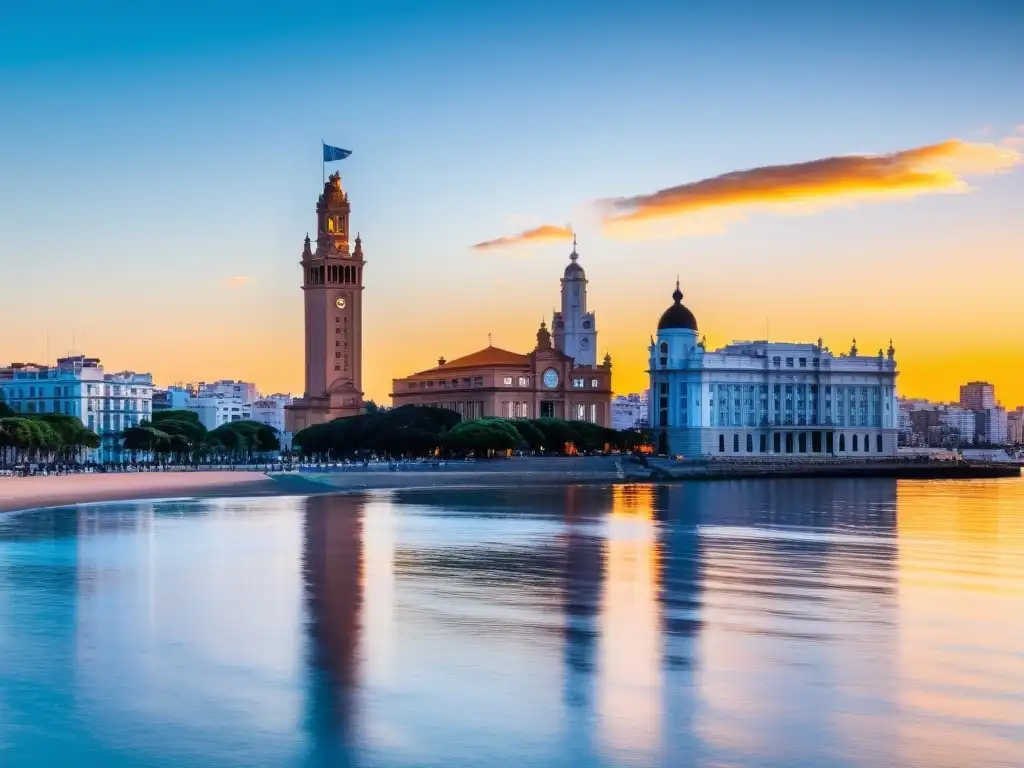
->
xmin=1 ymin=1 xmax=1022 ymax=403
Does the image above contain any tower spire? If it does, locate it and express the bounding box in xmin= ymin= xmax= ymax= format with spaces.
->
xmin=570 ymin=233 xmax=578 ymax=262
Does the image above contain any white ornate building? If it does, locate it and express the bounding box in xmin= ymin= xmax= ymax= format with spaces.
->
xmin=0 ymin=355 xmax=154 ymax=461
xmin=648 ymin=281 xmax=899 ymax=458
xmin=552 ymin=237 xmax=598 ymax=367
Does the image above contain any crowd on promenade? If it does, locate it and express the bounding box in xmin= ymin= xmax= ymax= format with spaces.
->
xmin=0 ymin=461 xmax=296 ymax=479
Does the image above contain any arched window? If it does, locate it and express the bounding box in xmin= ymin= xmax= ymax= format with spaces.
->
xmin=852 ymin=434 xmax=859 ymax=452
xmin=839 ymin=434 xmax=846 ymax=452
xmin=877 ymin=434 xmax=883 ymax=453
xmin=864 ymin=434 xmax=870 ymax=452
xmin=659 ymin=341 xmax=668 ymax=368
xmin=719 ymin=434 xmax=725 ymax=452
xmin=583 ymin=320 xmax=591 ymax=329
xmin=733 ymin=434 xmax=739 ymax=452
xmin=746 ymin=434 xmax=753 ymax=452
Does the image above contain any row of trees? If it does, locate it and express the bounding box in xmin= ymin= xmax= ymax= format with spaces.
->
xmin=121 ymin=410 xmax=280 ymax=462
xmin=0 ymin=398 xmax=280 ymax=465
xmin=294 ymin=405 xmax=648 ymax=458
xmin=0 ymin=399 xmax=102 ymax=463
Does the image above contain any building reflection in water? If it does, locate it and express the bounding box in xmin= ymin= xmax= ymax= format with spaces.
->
xmin=895 ymin=479 xmax=1024 ymax=768
xmin=692 ymin=479 xmax=899 ymax=766
xmin=302 ymin=493 xmax=365 ymax=764
xmin=560 ymin=485 xmax=605 ymax=764
xmin=597 ymin=483 xmax=663 ymax=764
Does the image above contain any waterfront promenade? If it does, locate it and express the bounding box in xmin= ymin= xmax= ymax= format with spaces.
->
xmin=2 ymin=455 xmax=1018 ymax=514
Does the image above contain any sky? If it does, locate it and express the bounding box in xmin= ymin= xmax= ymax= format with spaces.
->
xmin=1 ymin=0 xmax=1022 ymax=407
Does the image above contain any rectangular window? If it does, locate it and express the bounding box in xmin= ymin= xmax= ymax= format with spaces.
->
xmin=591 ymin=379 xmax=598 ymax=388
xmin=518 ymin=377 xmax=529 ymax=387
xmin=786 ymin=358 xmax=794 ymax=367
xmin=799 ymin=358 xmax=807 ymax=367
xmin=473 ymin=377 xmax=483 ymax=387
xmin=503 ymin=376 xmax=513 ymax=386
xmin=590 ymin=403 xmax=597 ymax=423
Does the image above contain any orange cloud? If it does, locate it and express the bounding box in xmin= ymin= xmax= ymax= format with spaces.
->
xmin=600 ymin=139 xmax=1020 ymax=237
xmin=471 ymin=224 xmax=574 ymax=251
xmin=225 ymin=275 xmax=251 ymax=287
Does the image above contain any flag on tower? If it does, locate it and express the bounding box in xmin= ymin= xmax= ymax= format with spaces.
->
xmin=323 ymin=143 xmax=352 ymax=162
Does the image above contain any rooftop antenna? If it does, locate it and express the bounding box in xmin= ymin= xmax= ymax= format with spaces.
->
xmin=487 ymin=332 xmax=492 ymax=347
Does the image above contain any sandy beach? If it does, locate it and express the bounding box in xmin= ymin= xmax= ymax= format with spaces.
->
xmin=0 ymin=471 xmax=281 ymax=514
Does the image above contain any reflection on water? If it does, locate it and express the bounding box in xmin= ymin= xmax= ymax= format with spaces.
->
xmin=1 ymin=479 xmax=1023 ymax=767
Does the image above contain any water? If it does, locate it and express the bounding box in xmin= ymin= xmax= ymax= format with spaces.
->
xmin=1 ymin=479 xmax=1023 ymax=767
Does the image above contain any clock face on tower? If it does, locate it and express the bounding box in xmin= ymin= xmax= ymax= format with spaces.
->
xmin=542 ymin=368 xmax=559 ymax=389
xmin=335 ymin=297 xmax=346 ymax=309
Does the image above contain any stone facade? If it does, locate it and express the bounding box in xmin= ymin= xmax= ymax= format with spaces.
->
xmin=391 ymin=247 xmax=612 ymax=426
xmin=391 ymin=323 xmax=612 ymax=425
xmin=285 ymin=172 xmax=366 ymax=432
xmin=648 ymin=282 xmax=900 ymax=459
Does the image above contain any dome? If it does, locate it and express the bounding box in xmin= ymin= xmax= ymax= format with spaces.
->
xmin=564 ymin=236 xmax=585 ymax=278
xmin=657 ymin=281 xmax=698 ymax=331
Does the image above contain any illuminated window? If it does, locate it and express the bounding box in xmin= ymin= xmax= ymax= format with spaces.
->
xmin=591 ymin=379 xmax=598 ymax=388
xmin=503 ymin=376 xmax=513 ymax=386
xmin=518 ymin=377 xmax=529 ymax=387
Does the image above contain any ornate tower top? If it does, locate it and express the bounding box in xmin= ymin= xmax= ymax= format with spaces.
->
xmin=536 ymin=320 xmax=552 ymax=350
xmin=315 ymin=171 xmax=353 ymax=257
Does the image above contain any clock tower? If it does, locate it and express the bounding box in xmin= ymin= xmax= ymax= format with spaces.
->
xmin=285 ymin=172 xmax=365 ymax=433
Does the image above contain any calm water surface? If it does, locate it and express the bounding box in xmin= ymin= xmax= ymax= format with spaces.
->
xmin=1 ymin=479 xmax=1023 ymax=767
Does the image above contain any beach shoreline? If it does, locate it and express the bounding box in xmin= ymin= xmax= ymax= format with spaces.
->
xmin=0 ymin=471 xmax=283 ymax=514
xmin=3 ymin=456 xmax=1019 ymax=514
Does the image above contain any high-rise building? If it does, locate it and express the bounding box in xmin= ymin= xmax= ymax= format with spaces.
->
xmin=959 ymin=381 xmax=996 ymax=411
xmin=192 ymin=380 xmax=257 ymax=405
xmin=981 ymin=406 xmax=1008 ymax=445
xmin=286 ymin=172 xmax=366 ymax=432
xmin=1007 ymin=407 xmax=1024 ymax=445
xmin=0 ymin=355 xmax=153 ymax=460
xmin=251 ymin=394 xmax=294 ymax=449
xmin=611 ymin=393 xmax=648 ymax=430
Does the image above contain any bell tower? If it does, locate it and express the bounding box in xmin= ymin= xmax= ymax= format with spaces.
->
xmin=285 ymin=172 xmax=365 ymax=433
xmin=552 ymin=237 xmax=598 ymax=366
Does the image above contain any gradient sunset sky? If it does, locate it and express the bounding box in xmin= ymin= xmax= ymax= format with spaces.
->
xmin=1 ymin=1 xmax=1022 ymax=406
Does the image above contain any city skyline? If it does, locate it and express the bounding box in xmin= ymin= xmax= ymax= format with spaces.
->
xmin=2 ymin=2 xmax=1023 ymax=406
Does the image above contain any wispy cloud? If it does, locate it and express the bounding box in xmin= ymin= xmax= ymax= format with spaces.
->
xmin=1001 ymin=125 xmax=1024 ymax=149
xmin=599 ymin=139 xmax=1020 ymax=238
xmin=471 ymin=224 xmax=574 ymax=251
xmin=225 ymin=275 xmax=251 ymax=288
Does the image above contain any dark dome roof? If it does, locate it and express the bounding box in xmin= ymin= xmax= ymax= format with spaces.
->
xmin=657 ymin=282 xmax=698 ymax=331
xmin=564 ymin=247 xmax=585 ymax=277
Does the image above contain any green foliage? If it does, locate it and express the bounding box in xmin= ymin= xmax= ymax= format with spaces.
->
xmin=294 ymin=407 xmax=643 ymax=459
xmin=295 ymin=405 xmax=461 ymax=458
xmin=0 ymin=412 xmax=100 ymax=460
xmin=508 ymin=419 xmax=543 ymax=451
xmin=208 ymin=420 xmax=280 ymax=458
xmin=0 ymin=397 xmax=15 ymax=418
xmin=151 ymin=410 xmax=208 ymax=444
xmin=443 ymin=418 xmax=522 ymax=456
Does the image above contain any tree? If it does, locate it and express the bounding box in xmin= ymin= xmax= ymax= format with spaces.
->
xmin=443 ymin=419 xmax=521 ymax=456
xmin=0 ymin=397 xmax=15 ymax=418
xmin=294 ymin=405 xmax=460 ymax=459
xmin=122 ymin=425 xmax=171 ymax=460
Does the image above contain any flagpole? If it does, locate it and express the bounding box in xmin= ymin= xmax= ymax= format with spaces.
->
xmin=321 ymin=139 xmax=324 ymax=184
